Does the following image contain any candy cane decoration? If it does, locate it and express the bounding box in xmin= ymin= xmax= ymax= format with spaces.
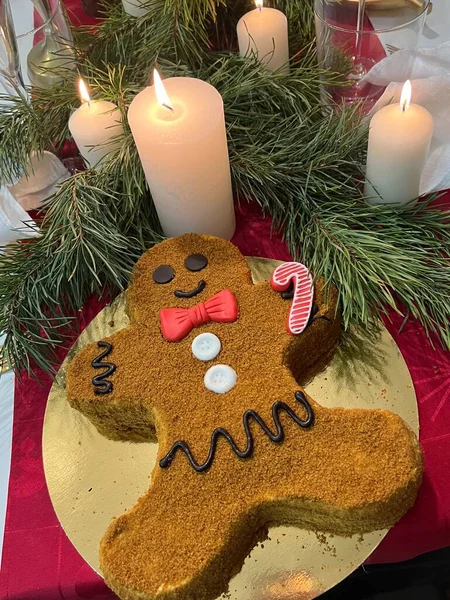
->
xmin=270 ymin=262 xmax=314 ymax=335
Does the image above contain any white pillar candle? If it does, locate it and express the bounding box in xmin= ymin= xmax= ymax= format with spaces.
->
xmin=68 ymin=79 xmax=124 ymax=168
xmin=127 ymin=71 xmax=236 ymax=239
xmin=237 ymin=0 xmax=289 ymax=74
xmin=122 ymin=0 xmax=148 ymax=18
xmin=365 ymin=81 xmax=434 ymax=205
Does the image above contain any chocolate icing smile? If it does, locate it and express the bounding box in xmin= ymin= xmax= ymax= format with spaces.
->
xmin=174 ymin=280 xmax=206 ymax=299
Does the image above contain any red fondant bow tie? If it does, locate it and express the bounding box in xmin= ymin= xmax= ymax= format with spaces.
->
xmin=160 ymin=289 xmax=238 ymax=342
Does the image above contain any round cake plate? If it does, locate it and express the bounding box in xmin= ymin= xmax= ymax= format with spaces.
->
xmin=43 ymin=257 xmax=419 ymax=600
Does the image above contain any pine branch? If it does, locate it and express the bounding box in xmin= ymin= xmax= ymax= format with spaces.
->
xmin=272 ymin=0 xmax=316 ymax=52
xmin=0 ymin=93 xmax=55 ymax=183
xmin=0 ymin=173 xmax=145 ymax=375
xmin=73 ymin=0 xmax=315 ymax=72
xmin=74 ymin=0 xmax=212 ymax=72
xmin=297 ymin=197 xmax=450 ymax=349
xmin=229 ymin=100 xmax=367 ymax=214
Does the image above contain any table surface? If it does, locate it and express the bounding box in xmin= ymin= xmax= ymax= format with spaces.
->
xmin=1 ymin=1 xmax=450 ymax=599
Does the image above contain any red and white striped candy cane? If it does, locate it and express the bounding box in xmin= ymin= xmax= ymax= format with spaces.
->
xmin=270 ymin=262 xmax=314 ymax=335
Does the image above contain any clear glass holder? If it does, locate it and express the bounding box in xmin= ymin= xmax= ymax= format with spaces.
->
xmin=10 ymin=0 xmax=76 ymax=90
xmin=0 ymin=0 xmax=27 ymax=98
xmin=314 ymin=0 xmax=431 ymax=112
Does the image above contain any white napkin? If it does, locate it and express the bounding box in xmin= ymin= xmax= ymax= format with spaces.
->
xmin=8 ymin=151 xmax=70 ymax=211
xmin=363 ymin=41 xmax=450 ymax=195
xmin=0 ymin=185 xmax=39 ymax=249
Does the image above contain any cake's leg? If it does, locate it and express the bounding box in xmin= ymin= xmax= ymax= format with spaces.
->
xmin=100 ymin=466 xmax=264 ymax=600
xmin=256 ymin=389 xmax=423 ymax=536
xmin=66 ymin=325 xmax=161 ymax=442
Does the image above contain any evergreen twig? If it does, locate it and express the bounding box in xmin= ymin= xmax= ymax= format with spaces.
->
xmin=0 ymin=173 xmax=146 ymax=375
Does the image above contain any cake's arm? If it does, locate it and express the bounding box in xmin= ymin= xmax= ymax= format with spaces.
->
xmin=249 ymin=278 xmax=339 ymax=336
xmin=240 ymin=279 xmax=340 ymax=386
xmin=66 ymin=324 xmax=166 ymax=443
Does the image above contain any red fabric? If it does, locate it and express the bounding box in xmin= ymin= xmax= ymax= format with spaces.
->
xmin=65 ymin=0 xmax=99 ymax=27
xmin=0 ymin=297 xmax=115 ymax=600
xmin=160 ymin=289 xmax=238 ymax=342
xmin=2 ymin=198 xmax=450 ymax=599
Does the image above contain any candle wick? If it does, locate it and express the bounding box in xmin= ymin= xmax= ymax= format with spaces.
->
xmin=162 ymin=102 xmax=173 ymax=112
xmin=402 ymin=101 xmax=407 ymax=113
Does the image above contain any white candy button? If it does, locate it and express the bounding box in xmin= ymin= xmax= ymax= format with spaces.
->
xmin=204 ymin=365 xmax=237 ymax=394
xmin=192 ymin=333 xmax=221 ymax=362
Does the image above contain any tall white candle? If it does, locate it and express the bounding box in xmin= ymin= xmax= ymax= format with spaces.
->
xmin=68 ymin=79 xmax=124 ymax=168
xmin=122 ymin=0 xmax=148 ymax=17
xmin=365 ymin=81 xmax=434 ymax=205
xmin=127 ymin=71 xmax=236 ymax=239
xmin=237 ymin=0 xmax=289 ymax=74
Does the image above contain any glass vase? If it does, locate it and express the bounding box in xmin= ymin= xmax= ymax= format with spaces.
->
xmin=0 ymin=0 xmax=27 ymax=98
xmin=314 ymin=0 xmax=431 ymax=112
xmin=9 ymin=0 xmax=76 ymax=89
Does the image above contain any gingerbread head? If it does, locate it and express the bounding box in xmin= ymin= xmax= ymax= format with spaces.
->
xmin=67 ymin=234 xmax=422 ymax=600
xmin=126 ymin=234 xmax=251 ymax=331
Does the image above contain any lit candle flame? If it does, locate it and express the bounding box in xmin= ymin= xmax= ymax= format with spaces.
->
xmin=78 ymin=78 xmax=91 ymax=105
xmin=255 ymin=0 xmax=263 ymax=7
xmin=153 ymin=69 xmax=173 ymax=112
xmin=400 ymin=80 xmax=411 ymax=113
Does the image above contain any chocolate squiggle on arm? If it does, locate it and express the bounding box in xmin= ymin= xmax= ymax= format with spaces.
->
xmin=159 ymin=391 xmax=314 ymax=473
xmin=92 ymin=341 xmax=116 ymax=395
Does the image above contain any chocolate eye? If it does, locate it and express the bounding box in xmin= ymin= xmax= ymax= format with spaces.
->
xmin=185 ymin=254 xmax=208 ymax=272
xmin=153 ymin=265 xmax=175 ymax=284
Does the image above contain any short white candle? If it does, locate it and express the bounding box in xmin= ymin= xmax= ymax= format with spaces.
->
xmin=127 ymin=71 xmax=236 ymax=239
xmin=122 ymin=0 xmax=147 ymax=18
xmin=237 ymin=0 xmax=289 ymax=74
xmin=365 ymin=80 xmax=434 ymax=205
xmin=68 ymin=79 xmax=124 ymax=168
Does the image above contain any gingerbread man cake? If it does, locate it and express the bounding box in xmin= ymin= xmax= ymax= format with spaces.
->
xmin=66 ymin=234 xmax=423 ymax=600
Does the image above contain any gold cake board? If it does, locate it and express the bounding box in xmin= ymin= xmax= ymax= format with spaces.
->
xmin=43 ymin=257 xmax=419 ymax=600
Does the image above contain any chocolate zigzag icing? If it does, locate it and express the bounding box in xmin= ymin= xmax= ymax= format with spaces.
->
xmin=92 ymin=341 xmax=116 ymax=395
xmin=159 ymin=391 xmax=314 ymax=473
